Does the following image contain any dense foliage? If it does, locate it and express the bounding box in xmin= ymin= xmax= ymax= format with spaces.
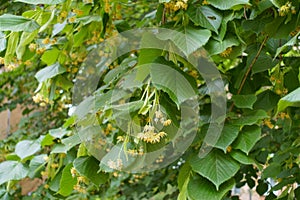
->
xmin=1 ymin=0 xmax=300 ymax=199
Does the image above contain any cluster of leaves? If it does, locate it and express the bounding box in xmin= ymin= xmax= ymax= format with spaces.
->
xmin=0 ymin=0 xmax=300 ymax=199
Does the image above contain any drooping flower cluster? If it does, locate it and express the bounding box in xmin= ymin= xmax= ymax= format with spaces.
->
xmin=107 ymin=158 xmax=123 ymax=170
xmin=137 ymin=125 xmax=168 ymax=144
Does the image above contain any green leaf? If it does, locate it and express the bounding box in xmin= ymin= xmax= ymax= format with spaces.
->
xmin=215 ymin=124 xmax=240 ymax=152
xmin=0 ymin=32 xmax=6 ymax=52
xmin=51 ymin=133 xmax=81 ymax=154
xmin=16 ymin=30 xmax=38 ymax=59
xmin=73 ymin=156 xmax=109 ymax=185
xmin=49 ymin=128 xmax=71 ymax=139
xmin=232 ymin=125 xmax=261 ymax=154
xmin=157 ymin=26 xmax=211 ymax=56
xmin=138 ymin=32 xmax=163 ymax=65
xmin=253 ymin=90 xmax=280 ymax=111
xmin=187 ymin=6 xmax=222 ymax=33
xmin=277 ymin=87 xmax=300 ymax=112
xmin=262 ymin=163 xmax=281 ymax=179
xmin=5 ymin=32 xmax=19 ymax=64
xmin=14 ymin=0 xmax=65 ymax=4
xmin=41 ymin=47 xmax=60 ymax=65
xmin=41 ymin=134 xmax=54 ymax=147
xmin=205 ymin=36 xmax=240 ymax=55
xmin=0 ymin=14 xmax=40 ymax=32
xmin=190 ymin=149 xmax=240 ymax=189
xmin=35 ymin=62 xmax=66 ymax=83
xmin=150 ymin=60 xmax=197 ymax=107
xmin=187 ymin=175 xmax=235 ymax=200
xmin=0 ymin=161 xmax=28 ymax=185
xmin=269 ymin=0 xmax=286 ymax=8
xmin=232 ymin=94 xmax=257 ymax=109
xmin=58 ymin=163 xmax=77 ymax=196
xmin=275 ymin=32 xmax=300 ymax=58
xmin=207 ymin=0 xmax=250 ymax=10
xmin=230 ymin=150 xmax=255 ymax=165
xmin=15 ymin=140 xmax=41 ymax=160
xmin=28 ymin=154 xmax=47 ymax=178
xmin=232 ymin=110 xmax=268 ymax=126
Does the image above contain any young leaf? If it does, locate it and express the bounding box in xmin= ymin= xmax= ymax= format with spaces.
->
xmin=0 ymin=14 xmax=39 ymax=32
xmin=190 ymin=149 xmax=239 ymax=189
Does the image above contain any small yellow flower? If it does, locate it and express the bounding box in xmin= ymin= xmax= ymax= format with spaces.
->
xmin=264 ymin=119 xmax=274 ymax=129
xmin=36 ymin=47 xmax=46 ymax=55
xmin=226 ymin=146 xmax=232 ymax=153
xmin=5 ymin=64 xmax=17 ymax=71
xmin=51 ymin=163 xmax=59 ymax=168
xmin=24 ymin=60 xmax=32 ymax=66
xmin=43 ymin=156 xmax=49 ymax=162
xmin=42 ymin=37 xmax=50 ymax=45
xmin=117 ymin=136 xmax=124 ymax=143
xmin=0 ymin=57 xmax=4 ymax=65
xmin=202 ymin=0 xmax=209 ymax=5
xmin=73 ymin=9 xmax=84 ymax=16
xmin=44 ymin=184 xmax=49 ymax=189
xmin=29 ymin=43 xmax=37 ymax=52
xmin=32 ymin=93 xmax=43 ymax=103
xmin=68 ymin=16 xmax=76 ymax=23
xmin=71 ymin=167 xmax=77 ymax=177
xmin=60 ymin=11 xmax=68 ymax=18
xmin=220 ymin=47 xmax=233 ymax=57
xmin=163 ymin=119 xmax=172 ymax=126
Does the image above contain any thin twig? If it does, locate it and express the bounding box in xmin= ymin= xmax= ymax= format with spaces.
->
xmin=229 ymin=35 xmax=269 ymax=112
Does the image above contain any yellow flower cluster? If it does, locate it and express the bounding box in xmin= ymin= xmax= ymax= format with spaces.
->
xmin=137 ymin=125 xmax=167 ymax=144
xmin=73 ymin=9 xmax=84 ymax=16
xmin=278 ymin=2 xmax=296 ymax=16
xmin=5 ymin=63 xmax=18 ymax=71
xmin=127 ymin=148 xmax=144 ymax=156
xmin=220 ymin=47 xmax=233 ymax=57
xmin=202 ymin=0 xmax=209 ymax=5
xmin=164 ymin=0 xmax=188 ymax=11
xmin=107 ymin=158 xmax=123 ymax=170
xmin=104 ymin=123 xmax=115 ymax=135
xmin=36 ymin=47 xmax=46 ymax=55
xmin=104 ymin=0 xmax=110 ymax=13
xmin=278 ymin=112 xmax=290 ymax=119
xmin=32 ymin=93 xmax=50 ymax=106
xmin=264 ymin=119 xmax=274 ymax=129
xmin=154 ymin=110 xmax=172 ymax=126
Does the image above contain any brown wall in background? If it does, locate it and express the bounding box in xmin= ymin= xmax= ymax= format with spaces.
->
xmin=0 ymin=105 xmax=23 ymax=140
